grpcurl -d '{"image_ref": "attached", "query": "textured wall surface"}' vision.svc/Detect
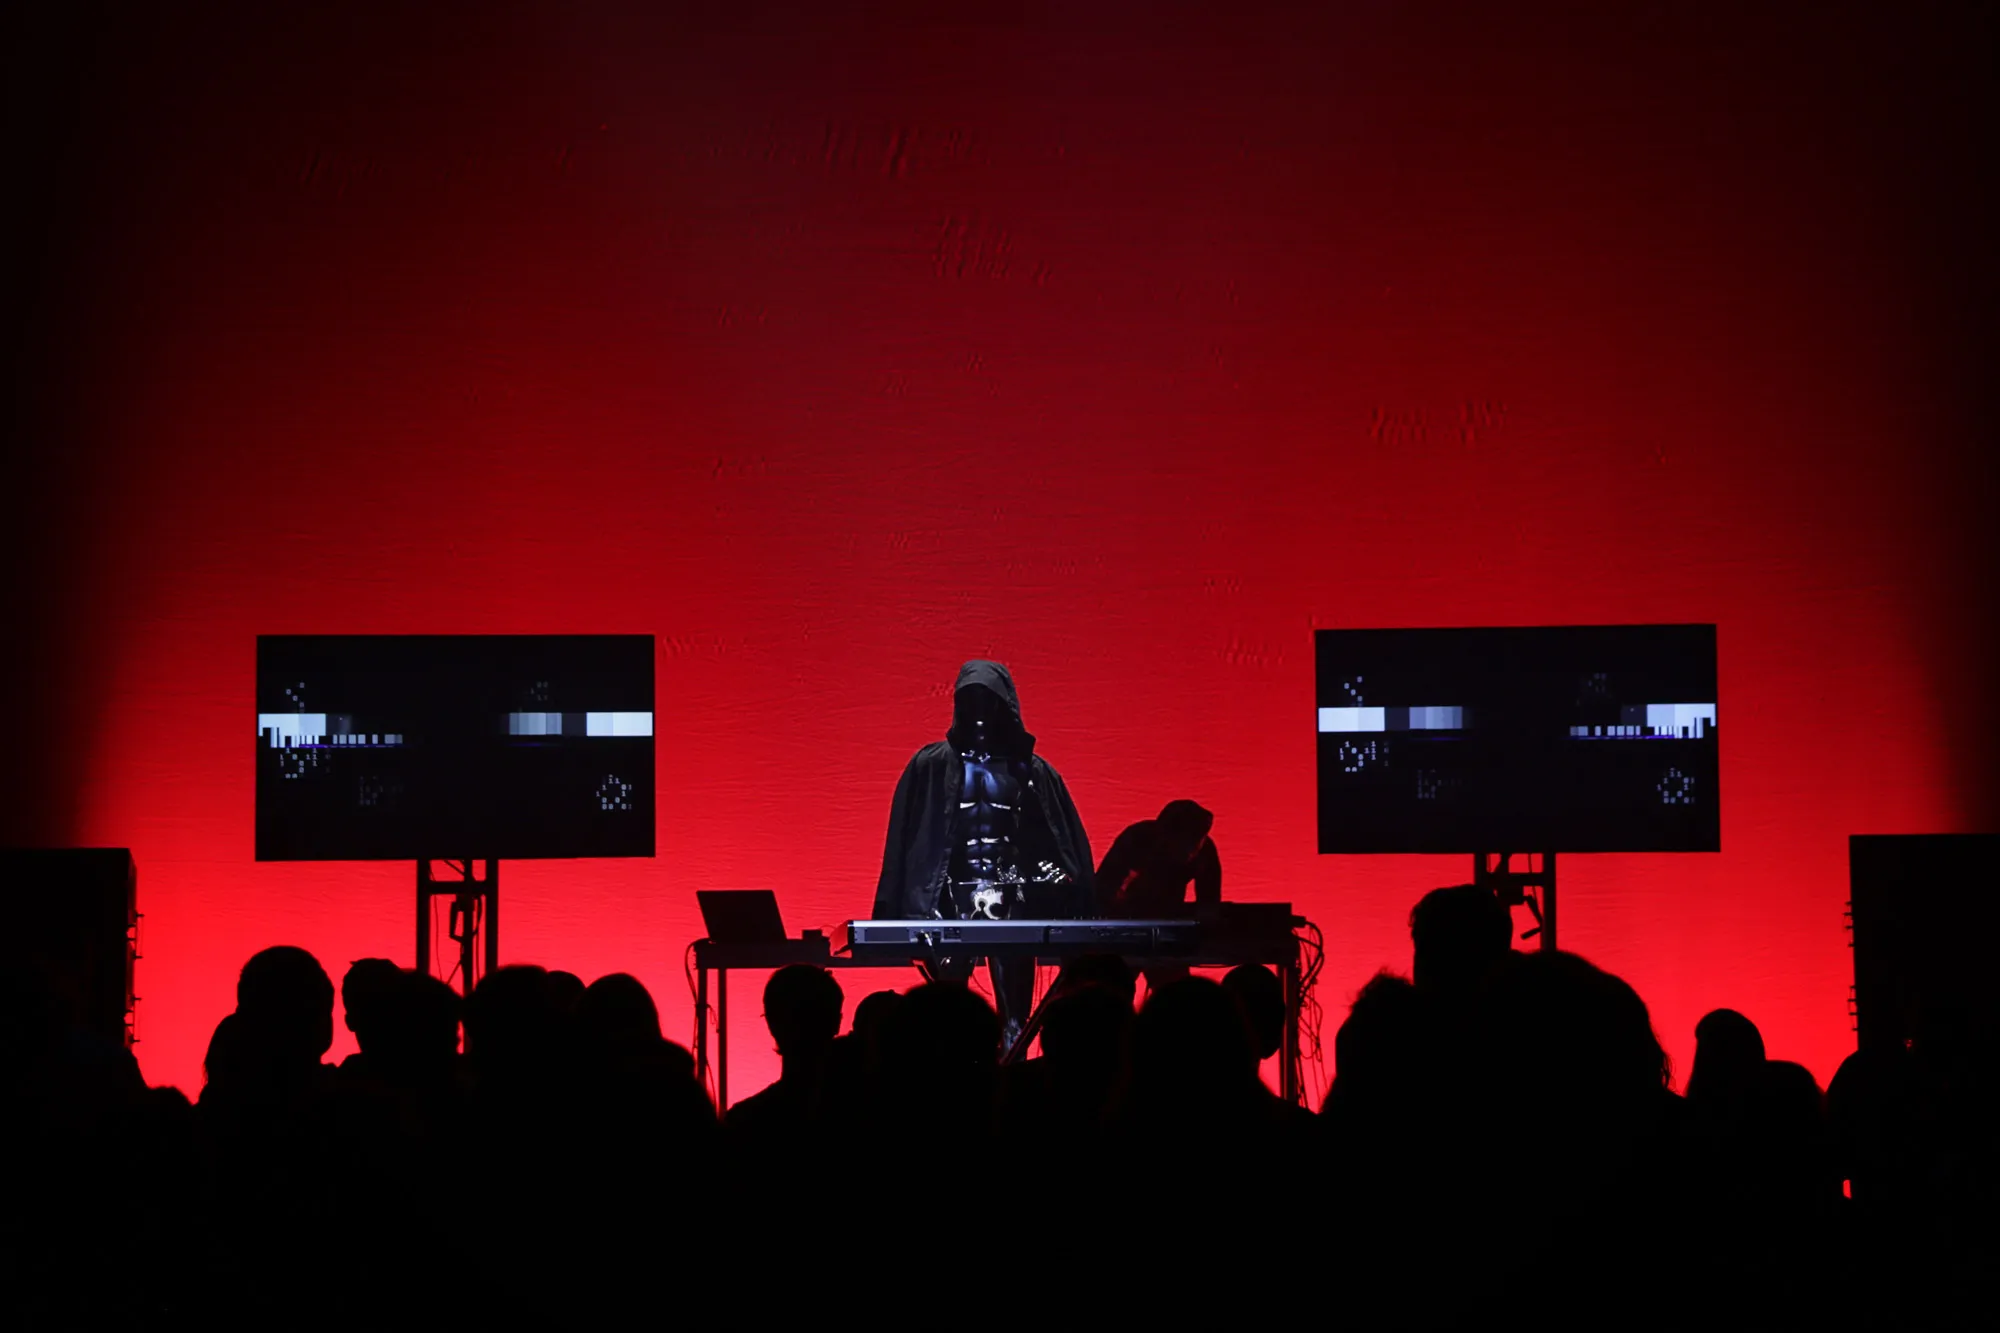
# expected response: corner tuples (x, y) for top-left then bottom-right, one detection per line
(6, 2), (1994, 1101)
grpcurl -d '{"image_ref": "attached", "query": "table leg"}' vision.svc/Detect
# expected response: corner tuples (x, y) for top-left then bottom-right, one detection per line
(695, 962), (710, 1091)
(1282, 957), (1302, 1106)
(717, 967), (729, 1113)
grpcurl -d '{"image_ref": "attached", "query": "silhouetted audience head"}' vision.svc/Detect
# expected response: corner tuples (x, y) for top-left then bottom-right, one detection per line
(762, 965), (844, 1062)
(546, 970), (587, 1016)
(1129, 977), (1260, 1120)
(1331, 970), (1425, 1108)
(1061, 952), (1137, 1007)
(1688, 1007), (1767, 1109)
(882, 983), (999, 1098)
(386, 971), (462, 1076)
(658, 1039), (698, 1083)
(463, 964), (556, 1077)
(1222, 964), (1286, 1062)
(579, 972), (663, 1056)
(1040, 982), (1133, 1070)
(340, 958), (402, 1052)
(1754, 1058), (1838, 1206)
(851, 989), (902, 1043)
(235, 946), (335, 1070)
(1479, 951), (1670, 1204)
(1410, 884), (1513, 996)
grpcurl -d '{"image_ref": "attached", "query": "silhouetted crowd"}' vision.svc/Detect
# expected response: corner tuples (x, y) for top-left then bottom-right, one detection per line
(5, 885), (1996, 1321)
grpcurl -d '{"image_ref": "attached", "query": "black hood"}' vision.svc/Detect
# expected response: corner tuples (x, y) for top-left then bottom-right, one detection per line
(1157, 799), (1214, 842)
(947, 659), (1034, 753)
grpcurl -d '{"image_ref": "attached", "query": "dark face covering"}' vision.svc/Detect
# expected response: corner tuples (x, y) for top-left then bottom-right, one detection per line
(953, 684), (1008, 749)
(945, 659), (1034, 755)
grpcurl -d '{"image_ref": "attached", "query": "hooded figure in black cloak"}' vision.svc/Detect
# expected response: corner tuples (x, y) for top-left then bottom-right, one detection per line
(874, 660), (1094, 1046)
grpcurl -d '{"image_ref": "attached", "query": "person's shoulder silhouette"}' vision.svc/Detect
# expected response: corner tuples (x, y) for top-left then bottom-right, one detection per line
(728, 964), (844, 1140)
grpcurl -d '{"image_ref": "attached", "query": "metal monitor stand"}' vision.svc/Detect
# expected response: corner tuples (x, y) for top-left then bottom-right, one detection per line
(1474, 851), (1556, 951)
(417, 859), (499, 995)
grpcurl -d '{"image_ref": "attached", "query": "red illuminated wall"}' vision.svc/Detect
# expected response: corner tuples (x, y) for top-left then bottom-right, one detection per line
(5, 2), (1994, 1102)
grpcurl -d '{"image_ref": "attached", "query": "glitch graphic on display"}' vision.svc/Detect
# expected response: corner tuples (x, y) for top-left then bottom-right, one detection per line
(1315, 625), (1718, 854)
(256, 636), (655, 861)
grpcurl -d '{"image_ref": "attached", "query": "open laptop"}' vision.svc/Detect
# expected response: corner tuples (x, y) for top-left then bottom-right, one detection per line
(696, 889), (788, 943)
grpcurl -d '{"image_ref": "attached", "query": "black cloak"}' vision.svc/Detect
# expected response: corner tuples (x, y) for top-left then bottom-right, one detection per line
(872, 660), (1095, 920)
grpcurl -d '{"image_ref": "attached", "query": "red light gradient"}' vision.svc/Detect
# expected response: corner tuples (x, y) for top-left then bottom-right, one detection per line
(6, 3), (1994, 1104)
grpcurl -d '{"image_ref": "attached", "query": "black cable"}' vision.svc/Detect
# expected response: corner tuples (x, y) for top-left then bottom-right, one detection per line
(1293, 919), (1329, 1108)
(683, 940), (717, 1103)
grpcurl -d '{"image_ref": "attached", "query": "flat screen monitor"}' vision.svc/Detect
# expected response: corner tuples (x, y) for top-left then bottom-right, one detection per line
(1315, 624), (1718, 853)
(256, 635), (654, 860)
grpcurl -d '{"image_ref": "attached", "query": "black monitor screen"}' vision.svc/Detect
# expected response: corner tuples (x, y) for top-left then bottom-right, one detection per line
(1315, 625), (1718, 853)
(256, 636), (654, 861)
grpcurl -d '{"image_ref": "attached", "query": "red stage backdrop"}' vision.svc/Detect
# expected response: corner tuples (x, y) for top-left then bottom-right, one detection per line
(6, 2), (1994, 1102)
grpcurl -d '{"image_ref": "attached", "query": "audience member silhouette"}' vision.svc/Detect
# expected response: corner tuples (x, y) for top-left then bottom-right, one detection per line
(203, 1009), (246, 1089)
(726, 964), (844, 1145)
(1687, 1007), (1766, 1111)
(1059, 950), (1138, 1008)
(376, 969), (462, 1091)
(1323, 969), (1434, 1219)
(1113, 975), (1310, 1272)
(1683, 1006), (1768, 1204)
(31, 879), (1987, 1320)
(851, 987), (903, 1044)
(196, 946), (341, 1312)
(576, 972), (714, 1185)
(2, 962), (160, 1316)
(1409, 882), (1513, 1000)
(1001, 981), (1133, 1145)
(1754, 1059), (1840, 1209)
(460, 964), (718, 1315)
(1121, 977), (1270, 1135)
(1327, 971), (1425, 1114)
(546, 968), (588, 1016)
(1825, 1021), (1957, 1320)
(336, 957), (402, 1076)
(229, 944), (336, 1082)
(1479, 949), (1684, 1294)
(877, 981), (1000, 1137)
(1223, 962), (1316, 1134)
(818, 987), (899, 1136)
(1222, 962), (1286, 1063)
(462, 964), (558, 1087)
(578, 969), (665, 1057)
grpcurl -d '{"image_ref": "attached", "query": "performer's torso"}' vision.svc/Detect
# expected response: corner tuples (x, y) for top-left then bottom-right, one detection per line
(953, 750), (1023, 880)
(948, 749), (1027, 918)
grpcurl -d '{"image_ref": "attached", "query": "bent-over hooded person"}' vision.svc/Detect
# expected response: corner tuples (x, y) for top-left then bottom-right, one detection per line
(874, 660), (1094, 1045)
(1095, 799), (1219, 918)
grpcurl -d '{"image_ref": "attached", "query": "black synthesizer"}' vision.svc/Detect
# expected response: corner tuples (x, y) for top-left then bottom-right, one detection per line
(843, 905), (1299, 961)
